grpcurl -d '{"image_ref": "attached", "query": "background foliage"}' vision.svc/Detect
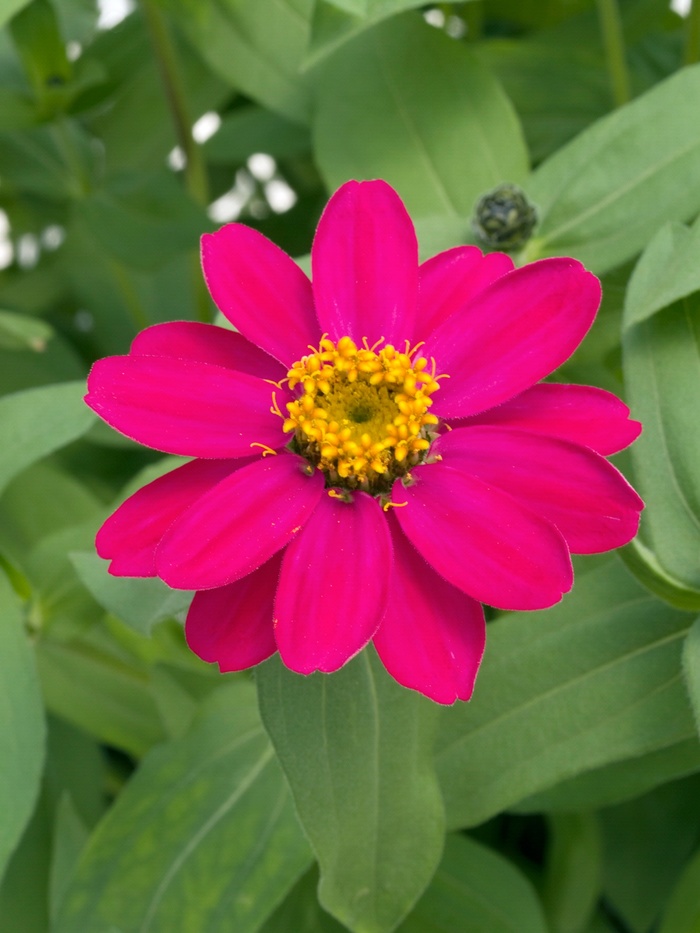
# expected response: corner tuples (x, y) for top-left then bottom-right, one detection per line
(1, 0), (700, 930)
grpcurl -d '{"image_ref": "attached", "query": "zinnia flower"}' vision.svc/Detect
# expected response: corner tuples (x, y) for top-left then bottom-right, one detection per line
(85, 179), (643, 704)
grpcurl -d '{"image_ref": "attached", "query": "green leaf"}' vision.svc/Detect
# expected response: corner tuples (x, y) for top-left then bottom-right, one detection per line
(312, 13), (528, 219)
(0, 309), (53, 351)
(397, 833), (548, 933)
(601, 775), (700, 933)
(524, 64), (700, 274)
(515, 739), (700, 814)
(165, 0), (313, 123)
(622, 295), (700, 593)
(71, 552), (192, 636)
(619, 540), (700, 613)
(74, 170), (207, 271)
(257, 648), (445, 933)
(0, 381), (95, 497)
(682, 617), (700, 740)
(436, 558), (696, 829)
(0, 788), (51, 931)
(543, 813), (601, 933)
(37, 637), (168, 757)
(659, 846), (700, 933)
(0, 0), (31, 29)
(623, 215), (700, 329)
(49, 795), (88, 924)
(260, 867), (347, 933)
(9, 0), (72, 114)
(55, 682), (313, 933)
(307, 0), (478, 64)
(0, 568), (46, 883)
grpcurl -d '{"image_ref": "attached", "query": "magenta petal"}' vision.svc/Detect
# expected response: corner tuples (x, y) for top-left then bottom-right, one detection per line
(130, 321), (286, 382)
(85, 355), (288, 458)
(274, 491), (392, 674)
(435, 427), (643, 554)
(417, 246), (514, 340)
(97, 458), (243, 577)
(156, 454), (324, 589)
(201, 224), (318, 366)
(185, 553), (281, 671)
(425, 258), (601, 418)
(373, 518), (485, 704)
(458, 383), (642, 455)
(312, 180), (418, 346)
(393, 462), (573, 610)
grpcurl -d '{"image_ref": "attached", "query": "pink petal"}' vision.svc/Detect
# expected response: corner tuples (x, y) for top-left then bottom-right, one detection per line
(424, 258), (601, 419)
(155, 454), (324, 589)
(97, 458), (244, 577)
(274, 491), (392, 674)
(457, 382), (641, 455)
(417, 246), (514, 340)
(373, 517), (485, 704)
(185, 553), (281, 671)
(392, 461), (573, 610)
(201, 224), (319, 366)
(131, 321), (286, 382)
(435, 427), (643, 554)
(85, 355), (288, 458)
(312, 180), (418, 346)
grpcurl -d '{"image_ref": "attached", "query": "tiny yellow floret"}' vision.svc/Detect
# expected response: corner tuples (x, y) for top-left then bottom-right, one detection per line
(279, 336), (445, 494)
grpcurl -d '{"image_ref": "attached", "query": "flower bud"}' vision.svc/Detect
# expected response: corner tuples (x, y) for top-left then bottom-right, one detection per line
(472, 184), (538, 250)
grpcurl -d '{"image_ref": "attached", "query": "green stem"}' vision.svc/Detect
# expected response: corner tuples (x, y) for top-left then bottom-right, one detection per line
(139, 0), (212, 323)
(596, 0), (631, 107)
(139, 0), (209, 207)
(685, 0), (700, 65)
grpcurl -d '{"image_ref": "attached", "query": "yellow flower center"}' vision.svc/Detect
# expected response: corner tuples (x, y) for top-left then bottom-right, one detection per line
(279, 336), (444, 494)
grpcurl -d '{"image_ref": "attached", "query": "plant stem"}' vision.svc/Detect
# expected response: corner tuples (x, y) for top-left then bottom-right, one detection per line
(140, 0), (209, 207)
(685, 0), (700, 65)
(596, 0), (631, 107)
(139, 0), (212, 324)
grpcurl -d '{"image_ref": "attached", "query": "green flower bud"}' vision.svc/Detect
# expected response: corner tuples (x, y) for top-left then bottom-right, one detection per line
(472, 184), (538, 250)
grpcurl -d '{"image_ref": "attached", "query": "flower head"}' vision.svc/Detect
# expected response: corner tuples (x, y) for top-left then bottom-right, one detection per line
(85, 180), (643, 704)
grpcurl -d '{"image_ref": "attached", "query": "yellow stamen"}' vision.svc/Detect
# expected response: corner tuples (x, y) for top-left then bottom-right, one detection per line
(277, 335), (446, 494)
(250, 443), (278, 457)
(383, 500), (408, 512)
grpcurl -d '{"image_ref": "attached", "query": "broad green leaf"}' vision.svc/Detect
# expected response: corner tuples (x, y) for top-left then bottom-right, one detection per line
(523, 64), (700, 274)
(37, 637), (167, 757)
(307, 0), (478, 64)
(601, 775), (700, 933)
(436, 559), (696, 829)
(49, 795), (88, 924)
(543, 813), (601, 933)
(0, 569), (46, 883)
(620, 540), (700, 613)
(55, 683), (313, 933)
(260, 867), (347, 933)
(0, 381), (95, 496)
(74, 170), (207, 271)
(623, 216), (700, 329)
(622, 295), (700, 592)
(0, 309), (53, 351)
(682, 617), (700, 739)
(0, 0), (31, 29)
(9, 0), (71, 111)
(165, 0), (313, 123)
(397, 833), (548, 933)
(0, 789), (51, 931)
(313, 13), (528, 218)
(659, 847), (700, 933)
(0, 120), (94, 199)
(71, 552), (192, 635)
(257, 648), (444, 933)
(515, 739), (700, 814)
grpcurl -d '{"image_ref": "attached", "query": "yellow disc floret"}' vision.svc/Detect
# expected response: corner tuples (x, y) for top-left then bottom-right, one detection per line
(280, 336), (444, 494)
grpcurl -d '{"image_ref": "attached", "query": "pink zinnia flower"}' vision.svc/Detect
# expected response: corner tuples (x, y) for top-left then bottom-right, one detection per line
(85, 180), (643, 704)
